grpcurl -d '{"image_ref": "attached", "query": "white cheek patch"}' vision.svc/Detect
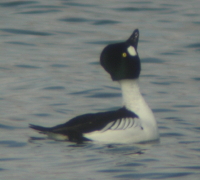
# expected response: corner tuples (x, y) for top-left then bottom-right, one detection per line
(127, 46), (137, 56)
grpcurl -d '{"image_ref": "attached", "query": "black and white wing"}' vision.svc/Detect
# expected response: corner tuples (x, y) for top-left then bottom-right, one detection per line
(29, 107), (140, 142)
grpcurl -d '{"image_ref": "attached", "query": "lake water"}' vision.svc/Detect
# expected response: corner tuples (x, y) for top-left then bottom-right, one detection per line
(0, 0), (200, 179)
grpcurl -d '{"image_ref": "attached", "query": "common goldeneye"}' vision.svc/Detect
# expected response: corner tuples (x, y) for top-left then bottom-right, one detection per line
(29, 29), (159, 144)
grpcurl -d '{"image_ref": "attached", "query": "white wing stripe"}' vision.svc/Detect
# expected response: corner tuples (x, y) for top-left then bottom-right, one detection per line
(101, 121), (114, 132)
(100, 117), (136, 132)
(127, 118), (135, 128)
(110, 119), (121, 130)
(110, 118), (135, 130)
(115, 119), (123, 130)
(123, 118), (131, 129)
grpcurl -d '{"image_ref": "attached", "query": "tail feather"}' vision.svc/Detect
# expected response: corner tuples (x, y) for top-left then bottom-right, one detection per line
(29, 124), (89, 143)
(29, 124), (51, 133)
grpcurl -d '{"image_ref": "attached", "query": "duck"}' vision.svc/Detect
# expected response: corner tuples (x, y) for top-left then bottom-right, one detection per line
(29, 29), (159, 144)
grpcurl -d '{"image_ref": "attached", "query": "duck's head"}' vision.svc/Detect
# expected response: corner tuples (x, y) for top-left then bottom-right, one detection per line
(100, 29), (141, 81)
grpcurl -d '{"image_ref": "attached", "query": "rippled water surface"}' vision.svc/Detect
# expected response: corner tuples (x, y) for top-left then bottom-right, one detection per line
(0, 0), (200, 179)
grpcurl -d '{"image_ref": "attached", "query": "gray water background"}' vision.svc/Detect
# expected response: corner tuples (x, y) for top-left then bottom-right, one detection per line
(0, 0), (200, 179)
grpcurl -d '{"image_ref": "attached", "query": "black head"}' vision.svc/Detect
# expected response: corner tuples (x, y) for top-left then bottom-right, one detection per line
(100, 29), (141, 81)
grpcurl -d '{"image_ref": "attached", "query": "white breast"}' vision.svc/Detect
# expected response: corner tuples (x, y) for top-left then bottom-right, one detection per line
(119, 79), (155, 121)
(84, 79), (159, 144)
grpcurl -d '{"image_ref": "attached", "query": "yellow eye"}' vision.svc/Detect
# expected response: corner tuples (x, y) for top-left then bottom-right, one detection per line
(122, 52), (127, 57)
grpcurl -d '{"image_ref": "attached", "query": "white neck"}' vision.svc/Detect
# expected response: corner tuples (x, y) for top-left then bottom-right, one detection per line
(118, 79), (155, 121)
